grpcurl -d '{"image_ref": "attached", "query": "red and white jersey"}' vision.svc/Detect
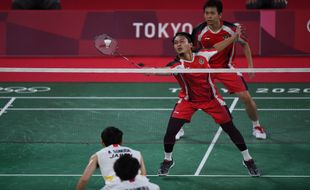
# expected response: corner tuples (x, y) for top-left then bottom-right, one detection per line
(167, 49), (224, 103)
(96, 144), (142, 187)
(192, 21), (247, 68)
(110, 176), (160, 190)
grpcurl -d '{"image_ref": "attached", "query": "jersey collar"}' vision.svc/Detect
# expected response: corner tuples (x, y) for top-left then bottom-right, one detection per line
(206, 20), (223, 34)
(179, 53), (195, 63)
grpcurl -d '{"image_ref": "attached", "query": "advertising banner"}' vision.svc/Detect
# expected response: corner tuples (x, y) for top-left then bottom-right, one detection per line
(0, 10), (308, 56)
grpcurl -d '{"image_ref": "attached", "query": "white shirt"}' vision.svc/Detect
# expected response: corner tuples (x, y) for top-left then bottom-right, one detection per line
(96, 144), (142, 189)
(110, 176), (160, 190)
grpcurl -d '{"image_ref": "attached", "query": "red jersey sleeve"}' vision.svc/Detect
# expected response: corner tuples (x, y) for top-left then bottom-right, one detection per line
(166, 60), (180, 69)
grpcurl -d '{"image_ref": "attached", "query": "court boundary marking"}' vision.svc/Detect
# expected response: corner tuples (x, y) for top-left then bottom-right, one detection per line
(0, 174), (309, 178)
(1, 96), (310, 179)
(194, 98), (239, 176)
(5, 108), (310, 111)
(1, 96), (309, 112)
(0, 96), (310, 100)
(0, 97), (15, 117)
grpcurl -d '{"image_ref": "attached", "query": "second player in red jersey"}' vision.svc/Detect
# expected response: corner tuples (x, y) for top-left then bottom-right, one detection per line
(189, 0), (266, 140)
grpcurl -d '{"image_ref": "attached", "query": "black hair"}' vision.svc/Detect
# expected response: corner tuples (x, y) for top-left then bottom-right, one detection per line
(101, 126), (123, 146)
(172, 32), (193, 44)
(203, 0), (223, 14)
(113, 154), (140, 181)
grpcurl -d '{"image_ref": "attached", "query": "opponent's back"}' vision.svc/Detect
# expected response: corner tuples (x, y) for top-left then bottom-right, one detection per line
(111, 176), (160, 190)
(96, 144), (142, 185)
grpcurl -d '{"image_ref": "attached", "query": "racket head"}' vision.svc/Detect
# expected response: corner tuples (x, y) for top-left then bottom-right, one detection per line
(94, 33), (118, 55)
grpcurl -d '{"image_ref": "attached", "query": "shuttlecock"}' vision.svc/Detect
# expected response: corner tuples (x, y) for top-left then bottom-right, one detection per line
(104, 39), (112, 48)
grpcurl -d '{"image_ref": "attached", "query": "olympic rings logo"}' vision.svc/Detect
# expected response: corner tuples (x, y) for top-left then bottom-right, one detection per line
(307, 19), (310, 33)
(0, 86), (51, 94)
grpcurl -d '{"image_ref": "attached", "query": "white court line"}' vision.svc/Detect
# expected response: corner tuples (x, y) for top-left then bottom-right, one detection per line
(194, 98), (239, 176)
(0, 174), (310, 178)
(0, 96), (178, 100)
(0, 96), (309, 100)
(7, 108), (173, 111)
(6, 108), (310, 111)
(0, 97), (15, 117)
(148, 174), (310, 178)
(236, 108), (310, 111)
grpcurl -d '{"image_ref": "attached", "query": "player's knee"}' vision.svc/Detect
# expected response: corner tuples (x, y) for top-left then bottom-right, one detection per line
(164, 117), (186, 144)
(238, 91), (253, 104)
(164, 133), (175, 144)
(220, 120), (237, 133)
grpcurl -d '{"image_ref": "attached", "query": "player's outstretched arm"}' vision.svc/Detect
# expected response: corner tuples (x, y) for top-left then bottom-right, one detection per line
(238, 38), (254, 78)
(213, 26), (241, 52)
(76, 154), (98, 190)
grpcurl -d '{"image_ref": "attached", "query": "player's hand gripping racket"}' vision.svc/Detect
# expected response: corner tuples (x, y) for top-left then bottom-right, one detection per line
(94, 33), (144, 68)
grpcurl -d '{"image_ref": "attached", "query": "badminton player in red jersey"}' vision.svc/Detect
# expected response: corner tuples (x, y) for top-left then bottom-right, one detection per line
(157, 28), (261, 177)
(189, 0), (266, 140)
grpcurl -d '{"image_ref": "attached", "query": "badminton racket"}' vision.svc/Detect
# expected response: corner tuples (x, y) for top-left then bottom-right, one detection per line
(94, 33), (145, 68)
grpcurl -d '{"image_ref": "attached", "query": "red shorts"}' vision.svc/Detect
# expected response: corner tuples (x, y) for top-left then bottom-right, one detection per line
(213, 73), (248, 94)
(171, 99), (232, 124)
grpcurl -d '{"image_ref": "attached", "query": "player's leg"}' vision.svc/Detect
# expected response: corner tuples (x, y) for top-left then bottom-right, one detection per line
(235, 90), (257, 121)
(221, 121), (261, 177)
(174, 99), (187, 140)
(158, 100), (194, 176)
(215, 73), (266, 139)
(158, 117), (186, 176)
(201, 100), (261, 176)
(235, 90), (266, 139)
(164, 117), (187, 155)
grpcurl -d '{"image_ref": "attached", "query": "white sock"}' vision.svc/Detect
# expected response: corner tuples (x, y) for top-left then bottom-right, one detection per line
(252, 120), (260, 128)
(241, 149), (252, 161)
(164, 152), (172, 161)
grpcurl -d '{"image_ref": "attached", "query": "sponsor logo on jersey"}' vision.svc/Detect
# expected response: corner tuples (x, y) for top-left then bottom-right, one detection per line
(307, 19), (310, 33)
(199, 58), (204, 65)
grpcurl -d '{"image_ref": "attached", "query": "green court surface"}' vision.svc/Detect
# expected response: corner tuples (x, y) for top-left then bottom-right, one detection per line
(0, 82), (310, 190)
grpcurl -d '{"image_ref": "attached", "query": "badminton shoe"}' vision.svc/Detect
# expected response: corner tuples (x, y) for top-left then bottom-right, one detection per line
(243, 159), (261, 177)
(158, 159), (175, 176)
(175, 128), (184, 140)
(253, 126), (266, 139)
